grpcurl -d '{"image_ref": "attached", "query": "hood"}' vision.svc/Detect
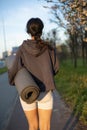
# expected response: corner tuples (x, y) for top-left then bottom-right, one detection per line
(21, 39), (48, 57)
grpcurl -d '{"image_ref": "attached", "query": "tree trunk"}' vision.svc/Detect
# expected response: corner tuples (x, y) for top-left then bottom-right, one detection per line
(82, 41), (85, 64)
(73, 34), (77, 68)
(85, 43), (87, 64)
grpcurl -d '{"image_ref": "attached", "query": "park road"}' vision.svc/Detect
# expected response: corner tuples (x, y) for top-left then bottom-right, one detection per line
(0, 72), (85, 130)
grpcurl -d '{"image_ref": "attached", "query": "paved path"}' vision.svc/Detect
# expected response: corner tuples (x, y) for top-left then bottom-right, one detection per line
(0, 73), (86, 130)
(0, 73), (18, 130)
(7, 91), (80, 130)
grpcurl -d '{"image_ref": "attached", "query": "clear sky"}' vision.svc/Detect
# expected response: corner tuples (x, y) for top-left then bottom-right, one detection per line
(0, 0), (66, 58)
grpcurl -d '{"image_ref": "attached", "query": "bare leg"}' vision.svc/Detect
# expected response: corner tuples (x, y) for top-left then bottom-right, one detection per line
(24, 109), (39, 130)
(38, 109), (52, 130)
(38, 91), (53, 130)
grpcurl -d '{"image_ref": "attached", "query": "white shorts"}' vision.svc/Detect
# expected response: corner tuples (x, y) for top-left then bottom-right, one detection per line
(20, 91), (53, 111)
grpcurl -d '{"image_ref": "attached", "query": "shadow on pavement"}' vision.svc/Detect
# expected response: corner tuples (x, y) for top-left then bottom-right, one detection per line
(62, 110), (80, 130)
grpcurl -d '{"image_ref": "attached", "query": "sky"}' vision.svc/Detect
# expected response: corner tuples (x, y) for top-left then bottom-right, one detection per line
(0, 0), (67, 58)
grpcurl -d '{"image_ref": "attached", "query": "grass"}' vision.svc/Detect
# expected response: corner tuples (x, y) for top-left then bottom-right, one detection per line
(0, 67), (7, 74)
(55, 59), (87, 125)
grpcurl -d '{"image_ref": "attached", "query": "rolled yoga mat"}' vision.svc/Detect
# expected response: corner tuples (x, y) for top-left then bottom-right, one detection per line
(6, 55), (40, 104)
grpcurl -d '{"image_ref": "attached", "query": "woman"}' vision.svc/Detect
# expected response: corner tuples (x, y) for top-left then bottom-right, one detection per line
(8, 18), (59, 130)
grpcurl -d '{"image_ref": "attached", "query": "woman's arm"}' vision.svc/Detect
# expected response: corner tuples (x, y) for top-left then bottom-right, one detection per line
(50, 48), (59, 75)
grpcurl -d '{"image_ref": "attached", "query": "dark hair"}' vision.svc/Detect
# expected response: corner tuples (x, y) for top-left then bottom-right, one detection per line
(26, 18), (44, 40)
(26, 18), (52, 49)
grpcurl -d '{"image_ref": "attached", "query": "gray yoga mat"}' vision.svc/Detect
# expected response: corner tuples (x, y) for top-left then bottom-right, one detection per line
(6, 55), (40, 104)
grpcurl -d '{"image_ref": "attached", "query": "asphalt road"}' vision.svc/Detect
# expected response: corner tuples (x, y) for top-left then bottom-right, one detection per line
(0, 73), (18, 130)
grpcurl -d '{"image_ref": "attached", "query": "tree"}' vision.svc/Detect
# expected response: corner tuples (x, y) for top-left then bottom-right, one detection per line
(40, 0), (87, 67)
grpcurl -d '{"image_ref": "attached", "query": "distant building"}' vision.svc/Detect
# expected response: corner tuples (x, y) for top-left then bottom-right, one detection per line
(2, 51), (11, 59)
(11, 46), (19, 55)
(0, 60), (5, 68)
